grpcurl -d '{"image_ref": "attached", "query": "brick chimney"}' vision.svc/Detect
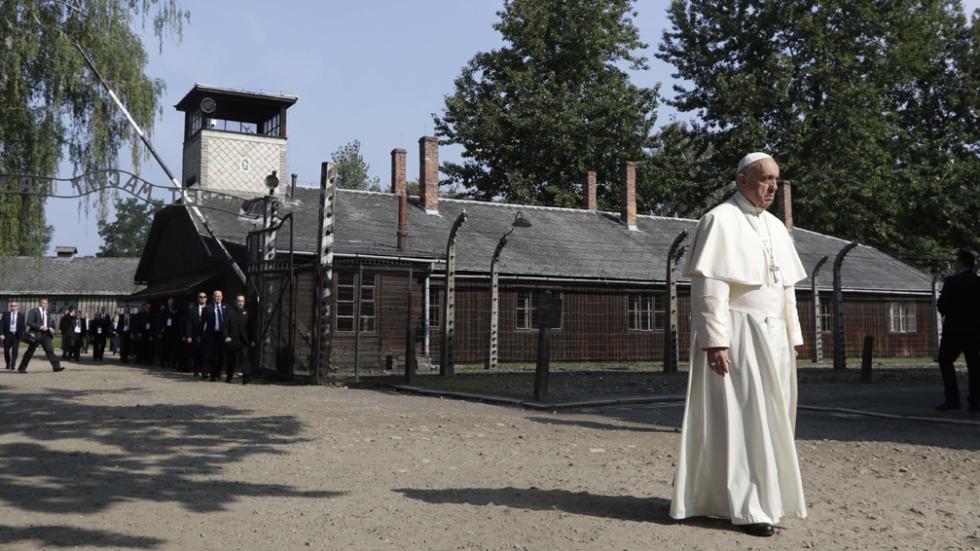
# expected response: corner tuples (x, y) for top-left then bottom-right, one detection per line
(419, 136), (439, 214)
(620, 161), (637, 230)
(390, 148), (406, 194)
(583, 171), (597, 211)
(397, 188), (409, 250)
(776, 180), (793, 232)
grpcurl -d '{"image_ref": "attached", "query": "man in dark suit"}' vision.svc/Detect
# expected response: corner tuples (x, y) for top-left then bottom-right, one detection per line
(133, 303), (153, 364)
(18, 298), (64, 372)
(936, 249), (980, 412)
(117, 307), (134, 363)
(155, 298), (179, 368)
(1, 301), (26, 370)
(59, 307), (80, 361)
(90, 308), (112, 362)
(184, 291), (208, 377)
(202, 290), (229, 381)
(222, 294), (255, 384)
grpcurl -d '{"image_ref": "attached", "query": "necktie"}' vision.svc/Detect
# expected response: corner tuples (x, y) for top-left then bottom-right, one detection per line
(216, 305), (222, 331)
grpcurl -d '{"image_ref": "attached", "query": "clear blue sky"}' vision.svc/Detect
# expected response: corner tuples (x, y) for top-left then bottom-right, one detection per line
(46, 0), (980, 256)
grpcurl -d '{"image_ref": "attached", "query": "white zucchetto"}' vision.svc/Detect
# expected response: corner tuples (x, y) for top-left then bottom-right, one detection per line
(737, 152), (773, 175)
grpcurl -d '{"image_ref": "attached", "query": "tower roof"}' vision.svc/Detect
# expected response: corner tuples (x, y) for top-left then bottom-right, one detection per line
(174, 83), (297, 121)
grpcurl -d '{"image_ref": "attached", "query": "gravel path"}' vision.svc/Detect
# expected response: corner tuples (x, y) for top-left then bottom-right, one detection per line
(0, 358), (978, 550)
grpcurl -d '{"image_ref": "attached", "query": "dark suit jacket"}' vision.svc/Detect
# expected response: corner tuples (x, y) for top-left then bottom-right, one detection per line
(2, 311), (26, 338)
(222, 307), (254, 349)
(938, 269), (980, 335)
(184, 304), (206, 339)
(90, 314), (112, 340)
(59, 314), (78, 339)
(26, 308), (54, 338)
(202, 303), (229, 335)
(133, 312), (152, 338)
(116, 313), (133, 335)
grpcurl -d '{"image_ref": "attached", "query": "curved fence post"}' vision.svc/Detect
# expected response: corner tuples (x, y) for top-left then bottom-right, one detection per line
(832, 242), (859, 370)
(312, 162), (337, 384)
(663, 230), (688, 374)
(440, 211), (467, 376)
(810, 255), (829, 363)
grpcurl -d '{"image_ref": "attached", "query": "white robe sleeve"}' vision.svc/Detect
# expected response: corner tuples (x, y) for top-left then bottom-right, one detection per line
(784, 285), (804, 347)
(691, 276), (731, 349)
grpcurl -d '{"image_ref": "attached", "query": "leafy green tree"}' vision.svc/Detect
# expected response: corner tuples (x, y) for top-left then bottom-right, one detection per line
(434, 0), (659, 208)
(331, 140), (381, 191)
(0, 0), (188, 257)
(96, 197), (163, 257)
(656, 0), (978, 261)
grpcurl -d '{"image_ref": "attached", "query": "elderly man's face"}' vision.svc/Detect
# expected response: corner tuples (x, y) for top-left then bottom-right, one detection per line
(738, 157), (780, 209)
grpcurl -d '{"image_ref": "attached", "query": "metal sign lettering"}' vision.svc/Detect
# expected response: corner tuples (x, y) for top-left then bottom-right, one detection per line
(0, 171), (248, 206)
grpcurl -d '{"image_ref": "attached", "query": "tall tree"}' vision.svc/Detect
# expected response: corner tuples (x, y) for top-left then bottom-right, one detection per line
(331, 140), (381, 191)
(0, 0), (188, 257)
(96, 197), (163, 257)
(434, 0), (660, 208)
(656, 0), (978, 261)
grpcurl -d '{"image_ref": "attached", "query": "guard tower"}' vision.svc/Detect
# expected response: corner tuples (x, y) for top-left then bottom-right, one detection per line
(175, 84), (297, 198)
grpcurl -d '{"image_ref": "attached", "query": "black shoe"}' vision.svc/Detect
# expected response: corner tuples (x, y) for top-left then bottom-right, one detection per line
(16, 368), (26, 373)
(209, 374), (217, 381)
(53, 366), (64, 372)
(242, 375), (251, 385)
(936, 402), (962, 411)
(742, 523), (775, 537)
(225, 375), (233, 383)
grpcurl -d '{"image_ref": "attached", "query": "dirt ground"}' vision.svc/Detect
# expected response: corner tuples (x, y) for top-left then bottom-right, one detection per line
(1, 357), (978, 550)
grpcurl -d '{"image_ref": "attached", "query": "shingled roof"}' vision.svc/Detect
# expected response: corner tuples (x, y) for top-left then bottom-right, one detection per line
(174, 188), (932, 295)
(0, 256), (144, 295)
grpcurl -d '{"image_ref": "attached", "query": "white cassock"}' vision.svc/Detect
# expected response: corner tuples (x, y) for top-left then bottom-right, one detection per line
(670, 192), (808, 526)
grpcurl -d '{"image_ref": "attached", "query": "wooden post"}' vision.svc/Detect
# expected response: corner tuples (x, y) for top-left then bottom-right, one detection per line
(860, 335), (874, 383)
(664, 230), (688, 374)
(832, 242), (858, 371)
(440, 212), (467, 376)
(404, 266), (417, 384)
(810, 255), (829, 363)
(312, 162), (337, 384)
(353, 263), (362, 383)
(534, 291), (561, 401)
(534, 326), (551, 401)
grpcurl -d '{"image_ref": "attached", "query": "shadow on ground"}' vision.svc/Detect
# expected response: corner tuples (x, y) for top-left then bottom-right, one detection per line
(0, 525), (165, 549)
(0, 383), (342, 549)
(395, 487), (738, 534)
(396, 487), (678, 524)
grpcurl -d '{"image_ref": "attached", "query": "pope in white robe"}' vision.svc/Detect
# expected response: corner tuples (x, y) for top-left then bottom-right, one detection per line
(670, 153), (808, 535)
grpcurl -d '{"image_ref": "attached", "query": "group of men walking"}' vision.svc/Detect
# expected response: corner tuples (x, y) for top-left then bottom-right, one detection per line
(1, 290), (255, 384)
(183, 290), (256, 384)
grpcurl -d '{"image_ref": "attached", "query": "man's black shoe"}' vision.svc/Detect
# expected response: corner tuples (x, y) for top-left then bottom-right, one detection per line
(742, 523), (775, 537)
(225, 375), (233, 383)
(16, 368), (26, 373)
(936, 402), (962, 411)
(242, 375), (251, 385)
(52, 366), (64, 372)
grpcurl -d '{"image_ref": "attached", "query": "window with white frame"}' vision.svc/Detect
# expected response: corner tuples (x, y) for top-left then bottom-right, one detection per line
(336, 271), (376, 333)
(428, 289), (440, 329)
(627, 294), (664, 331)
(818, 298), (833, 332)
(515, 290), (538, 330)
(888, 301), (916, 333)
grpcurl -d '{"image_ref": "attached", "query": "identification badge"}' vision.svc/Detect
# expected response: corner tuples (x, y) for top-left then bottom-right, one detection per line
(145, 323), (150, 330)
(74, 326), (81, 333)
(97, 328), (102, 334)
(166, 318), (172, 327)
